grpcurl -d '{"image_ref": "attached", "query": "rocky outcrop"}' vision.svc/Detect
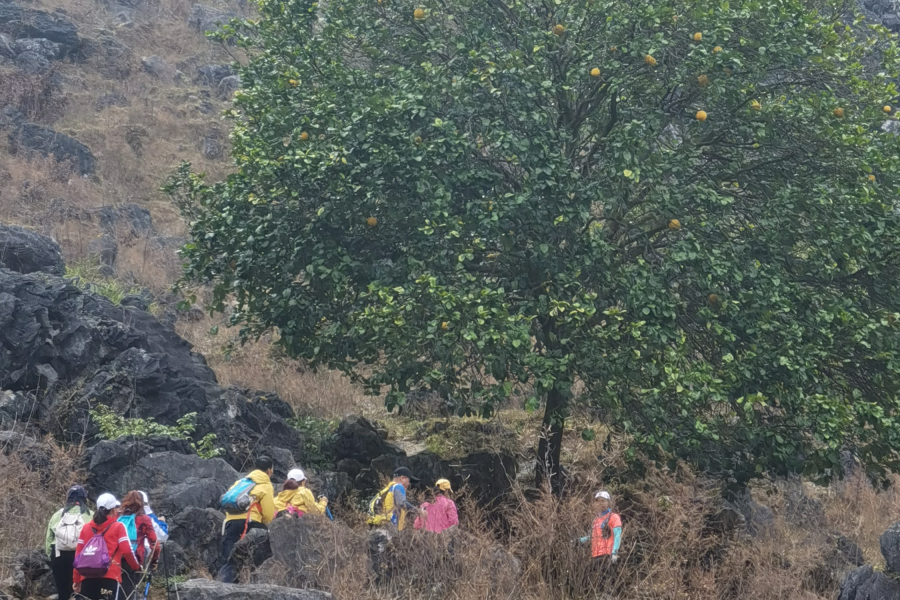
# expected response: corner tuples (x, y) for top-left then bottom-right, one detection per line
(177, 579), (332, 600)
(840, 521), (900, 600)
(86, 437), (239, 516)
(168, 507), (225, 574)
(0, 224), (64, 275)
(232, 528), (272, 575)
(0, 4), (81, 57)
(7, 123), (96, 176)
(0, 551), (55, 600)
(0, 259), (304, 469)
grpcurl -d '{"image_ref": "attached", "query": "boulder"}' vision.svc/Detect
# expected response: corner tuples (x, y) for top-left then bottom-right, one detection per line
(0, 224), (64, 275)
(8, 123), (96, 176)
(839, 564), (900, 600)
(265, 516), (330, 587)
(98, 203), (154, 235)
(781, 476), (826, 528)
(14, 51), (49, 74)
(12, 38), (61, 60)
(311, 471), (352, 503)
(87, 233), (117, 269)
(202, 133), (224, 159)
(188, 4), (236, 33)
(217, 75), (241, 99)
(333, 415), (401, 464)
(0, 390), (41, 430)
(195, 64), (233, 86)
(176, 579), (332, 600)
(158, 541), (190, 577)
(721, 486), (775, 538)
(0, 551), (54, 600)
(231, 527), (272, 576)
(142, 55), (175, 81)
(880, 521), (900, 573)
(168, 507), (225, 574)
(95, 92), (129, 111)
(79, 35), (133, 79)
(0, 5), (80, 56)
(86, 439), (239, 516)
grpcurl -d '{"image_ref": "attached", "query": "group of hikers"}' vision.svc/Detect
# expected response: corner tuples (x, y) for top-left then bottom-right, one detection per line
(46, 456), (622, 599)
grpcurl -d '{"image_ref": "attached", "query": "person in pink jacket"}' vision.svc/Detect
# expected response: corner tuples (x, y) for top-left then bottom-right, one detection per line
(414, 479), (459, 533)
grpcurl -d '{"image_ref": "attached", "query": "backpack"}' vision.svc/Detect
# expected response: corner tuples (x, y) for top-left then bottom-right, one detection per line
(54, 509), (86, 554)
(367, 483), (396, 518)
(73, 522), (112, 578)
(118, 514), (139, 552)
(220, 477), (257, 515)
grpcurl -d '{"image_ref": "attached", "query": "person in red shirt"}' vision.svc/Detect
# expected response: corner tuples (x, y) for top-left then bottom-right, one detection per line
(577, 490), (622, 564)
(72, 493), (142, 600)
(117, 491), (160, 599)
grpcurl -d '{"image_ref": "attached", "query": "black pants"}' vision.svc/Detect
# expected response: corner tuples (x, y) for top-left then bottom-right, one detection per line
(78, 578), (123, 600)
(50, 548), (76, 600)
(120, 563), (142, 600)
(216, 519), (267, 583)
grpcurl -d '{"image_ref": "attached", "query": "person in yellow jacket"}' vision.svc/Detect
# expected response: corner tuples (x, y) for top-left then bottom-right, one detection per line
(367, 467), (422, 531)
(274, 468), (328, 516)
(217, 456), (276, 583)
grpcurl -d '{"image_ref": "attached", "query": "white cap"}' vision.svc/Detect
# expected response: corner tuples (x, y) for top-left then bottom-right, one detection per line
(140, 491), (149, 504)
(594, 490), (611, 500)
(287, 468), (306, 482)
(96, 493), (120, 510)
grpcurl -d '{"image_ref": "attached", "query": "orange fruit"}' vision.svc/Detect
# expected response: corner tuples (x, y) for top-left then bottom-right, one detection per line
(644, 54), (657, 66)
(708, 293), (718, 304)
(553, 24), (565, 35)
(366, 217), (378, 227)
(750, 100), (761, 111)
(414, 8), (424, 19)
(833, 107), (844, 118)
(884, 105), (893, 113)
(441, 322), (448, 330)
(713, 45), (722, 53)
(697, 74), (709, 87)
(300, 131), (309, 140)
(590, 67), (600, 77)
(288, 79), (298, 87)
(868, 174), (876, 182)
(693, 32), (702, 41)
(696, 110), (707, 121)
(610, 46), (617, 52)
(668, 219), (681, 230)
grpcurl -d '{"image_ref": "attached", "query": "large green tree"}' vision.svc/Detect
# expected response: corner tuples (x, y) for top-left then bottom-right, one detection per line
(168, 0), (900, 488)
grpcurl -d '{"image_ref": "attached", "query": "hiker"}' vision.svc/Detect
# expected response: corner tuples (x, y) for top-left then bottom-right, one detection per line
(138, 491), (168, 544)
(72, 493), (142, 600)
(577, 490), (622, 566)
(216, 456), (276, 583)
(413, 478), (458, 533)
(274, 468), (328, 517)
(46, 485), (93, 600)
(117, 491), (160, 599)
(366, 467), (423, 531)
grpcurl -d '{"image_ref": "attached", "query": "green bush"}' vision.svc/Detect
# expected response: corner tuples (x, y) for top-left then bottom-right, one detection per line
(65, 258), (142, 305)
(90, 405), (223, 459)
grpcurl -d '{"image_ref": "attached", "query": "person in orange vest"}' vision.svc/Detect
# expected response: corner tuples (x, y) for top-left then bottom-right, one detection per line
(578, 490), (622, 564)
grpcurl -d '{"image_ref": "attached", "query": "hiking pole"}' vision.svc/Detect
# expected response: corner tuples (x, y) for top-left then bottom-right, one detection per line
(162, 543), (173, 600)
(325, 506), (334, 521)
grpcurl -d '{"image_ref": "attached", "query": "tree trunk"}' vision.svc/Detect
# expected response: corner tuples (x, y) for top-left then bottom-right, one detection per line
(535, 386), (567, 495)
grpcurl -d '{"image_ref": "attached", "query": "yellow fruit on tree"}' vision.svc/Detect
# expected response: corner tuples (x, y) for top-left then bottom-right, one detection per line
(644, 54), (657, 66)
(415, 136), (422, 144)
(696, 110), (707, 121)
(713, 45), (722, 53)
(300, 131), (309, 140)
(590, 67), (601, 77)
(708, 294), (718, 304)
(693, 32), (702, 41)
(610, 46), (617, 52)
(553, 24), (565, 35)
(289, 79), (298, 87)
(697, 74), (709, 87)
(414, 8), (424, 19)
(441, 322), (448, 330)
(833, 107), (844, 118)
(366, 217), (378, 227)
(669, 219), (681, 230)
(868, 174), (876, 182)
(885, 105), (893, 113)
(751, 100), (761, 111)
